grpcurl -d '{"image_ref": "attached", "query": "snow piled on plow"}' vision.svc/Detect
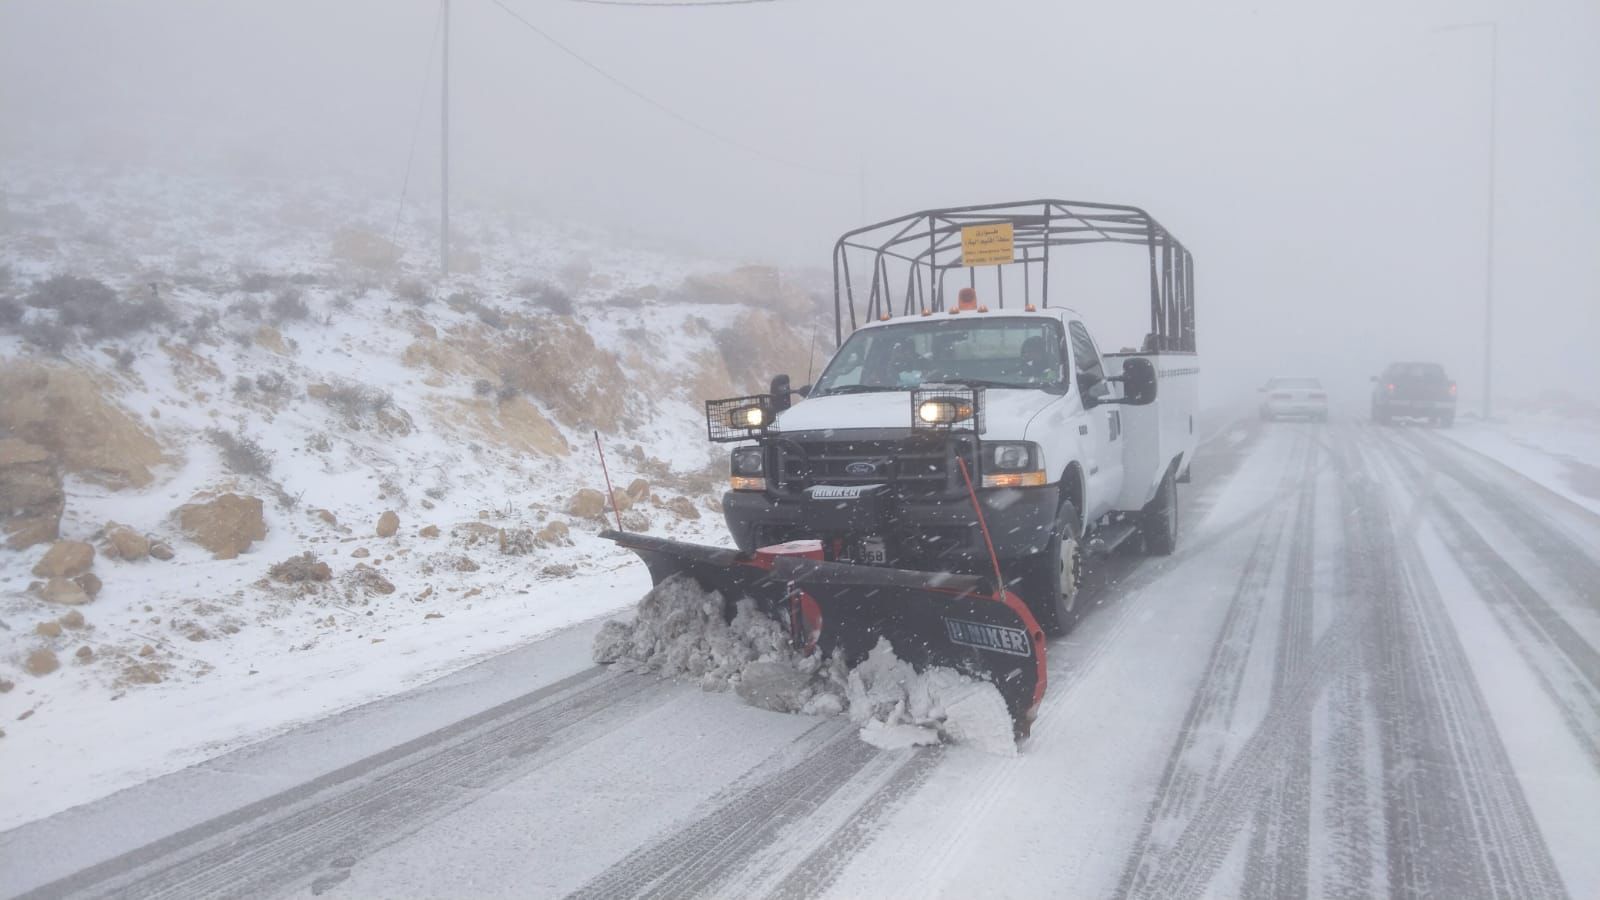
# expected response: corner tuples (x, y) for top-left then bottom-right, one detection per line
(592, 575), (1017, 756)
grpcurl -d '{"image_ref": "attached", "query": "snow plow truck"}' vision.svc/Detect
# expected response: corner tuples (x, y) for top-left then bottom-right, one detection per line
(606, 200), (1199, 735)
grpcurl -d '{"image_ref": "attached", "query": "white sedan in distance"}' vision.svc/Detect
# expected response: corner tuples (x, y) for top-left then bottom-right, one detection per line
(1259, 376), (1329, 422)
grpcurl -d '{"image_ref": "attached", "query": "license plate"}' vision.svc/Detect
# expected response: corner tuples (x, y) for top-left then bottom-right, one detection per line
(861, 537), (887, 564)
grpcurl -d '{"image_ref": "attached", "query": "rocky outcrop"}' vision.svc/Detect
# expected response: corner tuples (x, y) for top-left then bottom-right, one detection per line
(0, 362), (165, 488)
(101, 522), (150, 561)
(35, 577), (91, 605)
(32, 540), (95, 578)
(177, 493), (266, 559)
(566, 488), (607, 520)
(0, 438), (63, 549)
(376, 511), (400, 538)
(25, 649), (59, 677)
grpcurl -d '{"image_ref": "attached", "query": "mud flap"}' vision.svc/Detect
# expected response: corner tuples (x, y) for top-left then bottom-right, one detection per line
(602, 530), (1047, 733)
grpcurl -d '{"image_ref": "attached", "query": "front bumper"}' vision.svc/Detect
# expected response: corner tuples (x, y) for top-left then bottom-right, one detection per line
(1376, 399), (1454, 416)
(1263, 401), (1328, 418)
(723, 483), (1060, 567)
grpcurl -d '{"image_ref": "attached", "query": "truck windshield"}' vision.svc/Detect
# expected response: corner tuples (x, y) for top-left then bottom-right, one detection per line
(811, 317), (1065, 396)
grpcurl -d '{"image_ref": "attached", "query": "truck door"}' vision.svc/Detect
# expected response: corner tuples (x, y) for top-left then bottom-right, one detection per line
(1068, 320), (1124, 520)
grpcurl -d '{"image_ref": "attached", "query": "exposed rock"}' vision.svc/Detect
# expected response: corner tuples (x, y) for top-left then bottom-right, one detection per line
(74, 572), (102, 598)
(620, 511), (651, 532)
(255, 324), (288, 354)
(453, 556), (479, 572)
(306, 382), (333, 400)
(32, 540), (95, 578)
(567, 488), (607, 520)
(0, 678), (12, 693)
(418, 524), (440, 538)
(0, 438), (64, 550)
(451, 522), (499, 546)
(26, 649), (59, 676)
(37, 577), (90, 606)
(351, 547), (371, 559)
(269, 552), (333, 583)
(148, 540), (175, 561)
(177, 493), (266, 559)
(101, 522), (150, 561)
(314, 508), (338, 527)
(667, 496), (701, 520)
(610, 489), (635, 513)
(498, 527), (535, 556)
(138, 645), (156, 657)
(376, 510), (400, 538)
(541, 563), (578, 578)
(75, 645), (93, 661)
(35, 621), (62, 637)
(349, 564), (396, 596)
(535, 521), (571, 547)
(59, 610), (85, 629)
(625, 478), (651, 502)
(0, 362), (166, 488)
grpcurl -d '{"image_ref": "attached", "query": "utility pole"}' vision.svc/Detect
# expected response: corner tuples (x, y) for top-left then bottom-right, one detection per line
(440, 0), (451, 278)
(1482, 24), (1497, 422)
(1437, 21), (1497, 421)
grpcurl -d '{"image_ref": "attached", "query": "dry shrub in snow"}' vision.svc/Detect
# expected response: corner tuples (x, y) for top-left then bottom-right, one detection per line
(268, 289), (309, 323)
(513, 279), (574, 316)
(269, 551), (331, 583)
(227, 297), (263, 320)
(238, 273), (279, 293)
(206, 428), (272, 477)
(394, 278), (432, 306)
(22, 275), (171, 342)
(330, 227), (400, 272)
(315, 378), (396, 430)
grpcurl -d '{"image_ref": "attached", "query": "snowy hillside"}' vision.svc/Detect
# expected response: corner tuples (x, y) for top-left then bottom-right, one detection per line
(0, 165), (826, 824)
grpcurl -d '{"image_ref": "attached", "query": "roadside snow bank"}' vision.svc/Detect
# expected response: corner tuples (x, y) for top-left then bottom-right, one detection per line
(593, 575), (1017, 755)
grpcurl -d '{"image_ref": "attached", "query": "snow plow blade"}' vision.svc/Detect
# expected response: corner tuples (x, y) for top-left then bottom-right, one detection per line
(602, 530), (1047, 732)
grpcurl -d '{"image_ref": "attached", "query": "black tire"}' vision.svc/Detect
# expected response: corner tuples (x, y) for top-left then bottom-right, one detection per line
(1007, 499), (1083, 637)
(1140, 468), (1178, 556)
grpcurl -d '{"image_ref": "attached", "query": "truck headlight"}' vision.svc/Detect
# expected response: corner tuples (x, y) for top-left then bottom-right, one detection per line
(730, 446), (765, 491)
(982, 441), (1047, 488)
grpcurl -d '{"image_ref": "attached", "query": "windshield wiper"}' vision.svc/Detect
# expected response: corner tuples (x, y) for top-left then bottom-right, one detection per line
(812, 384), (901, 396)
(937, 378), (1030, 390)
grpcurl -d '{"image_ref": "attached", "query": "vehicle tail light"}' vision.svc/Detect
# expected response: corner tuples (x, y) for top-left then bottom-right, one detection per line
(1386, 383), (1395, 393)
(1449, 382), (1457, 396)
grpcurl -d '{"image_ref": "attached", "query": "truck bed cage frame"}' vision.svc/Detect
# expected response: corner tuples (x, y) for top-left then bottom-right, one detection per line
(831, 199), (1195, 353)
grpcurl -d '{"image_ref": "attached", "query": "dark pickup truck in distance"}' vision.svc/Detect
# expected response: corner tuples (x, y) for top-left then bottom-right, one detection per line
(1371, 362), (1457, 427)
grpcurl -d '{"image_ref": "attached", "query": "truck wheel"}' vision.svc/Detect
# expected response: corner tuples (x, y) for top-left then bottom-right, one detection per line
(1439, 413), (1455, 428)
(1008, 500), (1082, 637)
(1140, 469), (1178, 556)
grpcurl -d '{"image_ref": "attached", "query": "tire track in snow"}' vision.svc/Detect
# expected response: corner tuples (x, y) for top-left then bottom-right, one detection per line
(1242, 436), (1319, 900)
(1113, 431), (1309, 899)
(564, 721), (879, 900)
(22, 669), (674, 900)
(1381, 437), (1600, 771)
(1362, 428), (1568, 900)
(1403, 429), (1600, 602)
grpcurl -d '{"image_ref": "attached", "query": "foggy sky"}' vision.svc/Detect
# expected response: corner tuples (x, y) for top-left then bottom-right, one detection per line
(2, 0), (1596, 409)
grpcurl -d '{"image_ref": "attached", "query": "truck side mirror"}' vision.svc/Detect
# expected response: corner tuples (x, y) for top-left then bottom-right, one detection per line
(768, 373), (793, 413)
(1112, 358), (1157, 406)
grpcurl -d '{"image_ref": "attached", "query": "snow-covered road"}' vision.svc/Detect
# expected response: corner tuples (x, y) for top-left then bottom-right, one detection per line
(4, 418), (1598, 900)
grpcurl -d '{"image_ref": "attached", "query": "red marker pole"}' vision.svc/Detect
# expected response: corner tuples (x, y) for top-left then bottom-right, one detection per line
(955, 456), (1005, 594)
(594, 431), (623, 531)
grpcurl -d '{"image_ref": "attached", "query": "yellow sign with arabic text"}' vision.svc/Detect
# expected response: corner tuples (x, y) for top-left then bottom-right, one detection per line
(961, 223), (1015, 266)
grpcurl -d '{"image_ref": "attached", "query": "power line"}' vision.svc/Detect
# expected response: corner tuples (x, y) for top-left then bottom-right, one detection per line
(486, 0), (849, 178)
(390, 4), (445, 250)
(563, 0), (782, 6)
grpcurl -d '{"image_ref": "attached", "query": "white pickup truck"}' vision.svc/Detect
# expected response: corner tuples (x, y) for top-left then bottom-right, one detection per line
(713, 200), (1200, 635)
